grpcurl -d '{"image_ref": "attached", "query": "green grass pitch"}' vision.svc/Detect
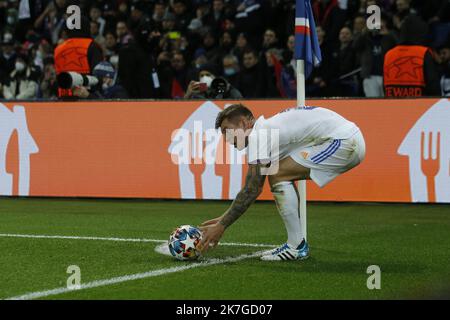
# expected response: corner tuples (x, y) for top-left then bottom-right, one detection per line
(0, 197), (449, 300)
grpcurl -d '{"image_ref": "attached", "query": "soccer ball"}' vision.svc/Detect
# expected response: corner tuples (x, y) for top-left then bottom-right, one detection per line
(168, 225), (202, 261)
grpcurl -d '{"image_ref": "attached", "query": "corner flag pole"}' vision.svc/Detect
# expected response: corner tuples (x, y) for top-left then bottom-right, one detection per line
(295, 0), (321, 242)
(297, 60), (307, 241)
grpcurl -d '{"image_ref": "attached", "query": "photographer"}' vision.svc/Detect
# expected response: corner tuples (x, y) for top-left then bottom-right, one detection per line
(383, 14), (441, 97)
(185, 68), (242, 99)
(54, 16), (103, 99)
(72, 61), (128, 99)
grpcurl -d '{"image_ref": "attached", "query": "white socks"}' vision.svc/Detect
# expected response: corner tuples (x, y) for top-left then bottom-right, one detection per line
(271, 181), (304, 248)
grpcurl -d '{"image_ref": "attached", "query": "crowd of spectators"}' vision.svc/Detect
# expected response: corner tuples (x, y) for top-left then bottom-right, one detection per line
(0, 0), (449, 100)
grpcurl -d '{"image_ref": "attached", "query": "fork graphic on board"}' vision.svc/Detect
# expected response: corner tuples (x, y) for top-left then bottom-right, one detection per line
(420, 131), (441, 202)
(188, 132), (207, 199)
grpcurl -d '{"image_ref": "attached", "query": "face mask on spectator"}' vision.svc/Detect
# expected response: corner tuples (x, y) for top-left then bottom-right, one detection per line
(110, 55), (119, 67)
(7, 16), (15, 25)
(224, 68), (237, 76)
(200, 75), (213, 87)
(15, 62), (26, 72)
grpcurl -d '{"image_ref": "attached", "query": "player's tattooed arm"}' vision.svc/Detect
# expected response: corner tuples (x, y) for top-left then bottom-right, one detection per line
(219, 164), (266, 229)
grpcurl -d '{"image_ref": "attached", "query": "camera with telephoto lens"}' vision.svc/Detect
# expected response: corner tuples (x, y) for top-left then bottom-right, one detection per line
(57, 72), (99, 89)
(210, 77), (229, 98)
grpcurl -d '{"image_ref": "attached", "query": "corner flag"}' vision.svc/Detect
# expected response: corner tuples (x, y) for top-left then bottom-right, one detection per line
(294, 0), (322, 78)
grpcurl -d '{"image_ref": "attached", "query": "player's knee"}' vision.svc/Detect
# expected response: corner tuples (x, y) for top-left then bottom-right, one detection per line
(268, 173), (290, 187)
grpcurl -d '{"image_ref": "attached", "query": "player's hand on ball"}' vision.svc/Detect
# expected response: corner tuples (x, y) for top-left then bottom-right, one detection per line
(198, 223), (225, 253)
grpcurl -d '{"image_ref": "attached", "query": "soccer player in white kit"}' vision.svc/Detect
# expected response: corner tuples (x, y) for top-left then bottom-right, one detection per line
(199, 103), (366, 261)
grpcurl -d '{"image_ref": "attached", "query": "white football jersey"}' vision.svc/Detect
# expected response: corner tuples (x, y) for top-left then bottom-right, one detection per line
(247, 106), (360, 164)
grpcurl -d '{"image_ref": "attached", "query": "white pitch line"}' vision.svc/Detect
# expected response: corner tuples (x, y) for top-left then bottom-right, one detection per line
(5, 250), (266, 300)
(0, 233), (276, 248)
(0, 233), (162, 243)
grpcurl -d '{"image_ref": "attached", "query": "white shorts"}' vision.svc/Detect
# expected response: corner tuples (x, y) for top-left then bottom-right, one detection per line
(290, 130), (366, 187)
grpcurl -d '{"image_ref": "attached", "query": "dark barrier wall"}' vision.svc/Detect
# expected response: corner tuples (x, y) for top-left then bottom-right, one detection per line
(0, 98), (448, 203)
